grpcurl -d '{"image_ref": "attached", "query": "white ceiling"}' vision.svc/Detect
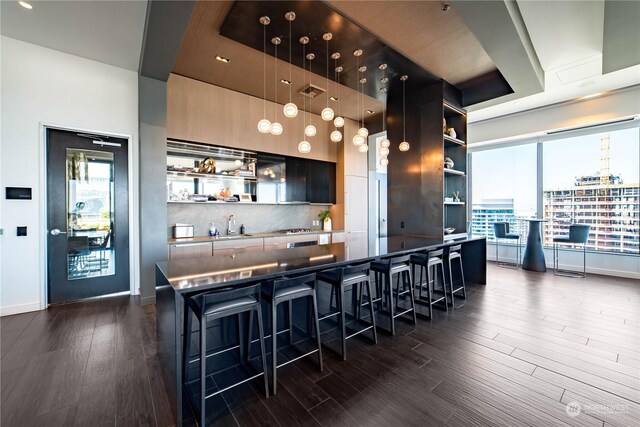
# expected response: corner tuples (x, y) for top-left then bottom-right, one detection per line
(468, 0), (640, 122)
(0, 0), (147, 71)
(1, 0), (637, 123)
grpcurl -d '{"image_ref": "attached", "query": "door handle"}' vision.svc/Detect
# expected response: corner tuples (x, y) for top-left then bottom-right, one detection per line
(50, 229), (67, 235)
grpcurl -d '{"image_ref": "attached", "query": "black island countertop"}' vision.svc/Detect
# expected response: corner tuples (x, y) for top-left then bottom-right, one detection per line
(157, 234), (487, 294)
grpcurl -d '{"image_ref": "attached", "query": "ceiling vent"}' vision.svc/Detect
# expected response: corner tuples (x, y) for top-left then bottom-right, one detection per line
(300, 84), (326, 98)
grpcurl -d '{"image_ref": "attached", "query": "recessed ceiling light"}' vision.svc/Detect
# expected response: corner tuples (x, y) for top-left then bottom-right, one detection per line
(18, 1), (33, 9)
(215, 55), (231, 63)
(366, 109), (375, 114)
(579, 92), (605, 100)
(280, 79), (292, 85)
(329, 96), (339, 101)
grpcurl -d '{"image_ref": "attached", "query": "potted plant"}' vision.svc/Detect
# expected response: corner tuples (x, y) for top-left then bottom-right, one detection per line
(318, 210), (332, 231)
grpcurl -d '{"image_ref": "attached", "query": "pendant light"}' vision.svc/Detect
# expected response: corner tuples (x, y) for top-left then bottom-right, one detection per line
(330, 55), (343, 142)
(304, 52), (317, 138)
(298, 36), (311, 154)
(283, 12), (298, 119)
(321, 33), (335, 121)
(352, 49), (365, 147)
(257, 16), (272, 133)
(378, 63), (391, 164)
(270, 36), (283, 136)
(398, 75), (410, 151)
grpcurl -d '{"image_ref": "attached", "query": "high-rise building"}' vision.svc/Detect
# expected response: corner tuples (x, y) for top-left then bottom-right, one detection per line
(471, 198), (522, 240)
(543, 173), (640, 254)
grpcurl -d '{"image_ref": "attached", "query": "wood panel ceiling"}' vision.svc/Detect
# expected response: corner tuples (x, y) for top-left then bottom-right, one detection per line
(172, 0), (512, 119)
(172, 1), (382, 122)
(324, 1), (497, 86)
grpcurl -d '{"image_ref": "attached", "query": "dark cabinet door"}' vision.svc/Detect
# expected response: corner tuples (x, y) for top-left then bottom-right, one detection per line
(306, 160), (336, 204)
(285, 157), (307, 202)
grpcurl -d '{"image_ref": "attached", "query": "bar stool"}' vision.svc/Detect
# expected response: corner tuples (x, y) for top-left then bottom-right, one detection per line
(371, 255), (417, 335)
(410, 249), (448, 319)
(183, 284), (268, 427)
(493, 222), (521, 268)
(553, 224), (591, 278)
(317, 263), (377, 360)
(446, 244), (467, 306)
(261, 273), (323, 394)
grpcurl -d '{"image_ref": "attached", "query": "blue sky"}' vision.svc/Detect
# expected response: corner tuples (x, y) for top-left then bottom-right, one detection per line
(472, 127), (640, 215)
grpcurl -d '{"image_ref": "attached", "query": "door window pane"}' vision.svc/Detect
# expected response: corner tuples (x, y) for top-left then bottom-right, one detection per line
(471, 144), (537, 241)
(66, 149), (115, 279)
(543, 128), (640, 254)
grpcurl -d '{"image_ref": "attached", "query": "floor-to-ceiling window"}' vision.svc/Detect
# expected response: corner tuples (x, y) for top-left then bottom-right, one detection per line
(469, 121), (640, 255)
(470, 143), (537, 241)
(542, 127), (639, 254)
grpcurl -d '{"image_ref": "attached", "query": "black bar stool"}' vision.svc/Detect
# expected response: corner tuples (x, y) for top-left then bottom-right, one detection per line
(261, 273), (323, 394)
(553, 224), (591, 278)
(493, 222), (521, 268)
(446, 244), (467, 305)
(317, 263), (377, 360)
(371, 255), (417, 335)
(410, 249), (448, 319)
(183, 284), (268, 427)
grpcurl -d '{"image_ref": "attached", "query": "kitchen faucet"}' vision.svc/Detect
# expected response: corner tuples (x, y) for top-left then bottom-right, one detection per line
(227, 214), (236, 235)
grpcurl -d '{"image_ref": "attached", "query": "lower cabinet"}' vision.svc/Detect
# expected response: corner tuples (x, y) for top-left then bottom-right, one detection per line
(168, 241), (213, 260)
(214, 238), (264, 256)
(168, 232), (333, 259)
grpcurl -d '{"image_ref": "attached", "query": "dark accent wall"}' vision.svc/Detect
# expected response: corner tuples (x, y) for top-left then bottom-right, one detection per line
(387, 80), (464, 238)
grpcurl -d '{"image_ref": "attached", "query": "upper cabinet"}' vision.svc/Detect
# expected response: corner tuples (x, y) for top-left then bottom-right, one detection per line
(167, 74), (337, 163)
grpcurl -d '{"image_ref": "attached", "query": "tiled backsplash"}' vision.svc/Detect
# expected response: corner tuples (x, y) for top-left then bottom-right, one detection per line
(167, 203), (332, 237)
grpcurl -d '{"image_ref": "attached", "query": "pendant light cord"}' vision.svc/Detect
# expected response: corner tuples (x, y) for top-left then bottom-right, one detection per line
(402, 78), (406, 141)
(326, 38), (329, 109)
(263, 23), (266, 118)
(288, 20), (292, 104)
(274, 42), (278, 121)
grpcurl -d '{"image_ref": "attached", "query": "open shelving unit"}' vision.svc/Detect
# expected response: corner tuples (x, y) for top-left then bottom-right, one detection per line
(442, 101), (468, 241)
(166, 140), (257, 202)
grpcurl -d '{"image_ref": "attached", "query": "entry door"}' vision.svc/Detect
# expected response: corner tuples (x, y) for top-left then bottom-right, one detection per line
(46, 129), (129, 303)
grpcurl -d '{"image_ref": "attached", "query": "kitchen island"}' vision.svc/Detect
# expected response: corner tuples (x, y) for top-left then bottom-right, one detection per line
(156, 234), (486, 425)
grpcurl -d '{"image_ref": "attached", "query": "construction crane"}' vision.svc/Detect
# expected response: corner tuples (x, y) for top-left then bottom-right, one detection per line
(600, 133), (611, 186)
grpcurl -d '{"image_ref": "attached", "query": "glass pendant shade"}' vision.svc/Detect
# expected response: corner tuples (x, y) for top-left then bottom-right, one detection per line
(357, 127), (369, 138)
(298, 140), (311, 153)
(352, 134), (365, 146)
(330, 130), (342, 142)
(270, 122), (283, 136)
(321, 107), (335, 121)
(379, 147), (390, 156)
(380, 157), (389, 166)
(380, 138), (391, 148)
(304, 124), (317, 137)
(283, 102), (298, 118)
(258, 119), (272, 133)
(399, 141), (410, 152)
(358, 144), (369, 153)
(333, 116), (345, 127)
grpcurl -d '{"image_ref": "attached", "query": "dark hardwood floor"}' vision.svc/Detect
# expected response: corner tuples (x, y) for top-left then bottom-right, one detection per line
(2, 264), (639, 426)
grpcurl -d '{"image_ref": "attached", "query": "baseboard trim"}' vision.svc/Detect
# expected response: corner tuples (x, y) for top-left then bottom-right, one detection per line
(140, 295), (156, 305)
(1, 302), (42, 317)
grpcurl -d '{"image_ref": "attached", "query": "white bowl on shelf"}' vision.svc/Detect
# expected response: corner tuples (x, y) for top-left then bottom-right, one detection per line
(444, 227), (456, 234)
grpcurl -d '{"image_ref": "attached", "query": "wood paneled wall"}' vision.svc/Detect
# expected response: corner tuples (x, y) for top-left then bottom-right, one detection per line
(167, 74), (337, 162)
